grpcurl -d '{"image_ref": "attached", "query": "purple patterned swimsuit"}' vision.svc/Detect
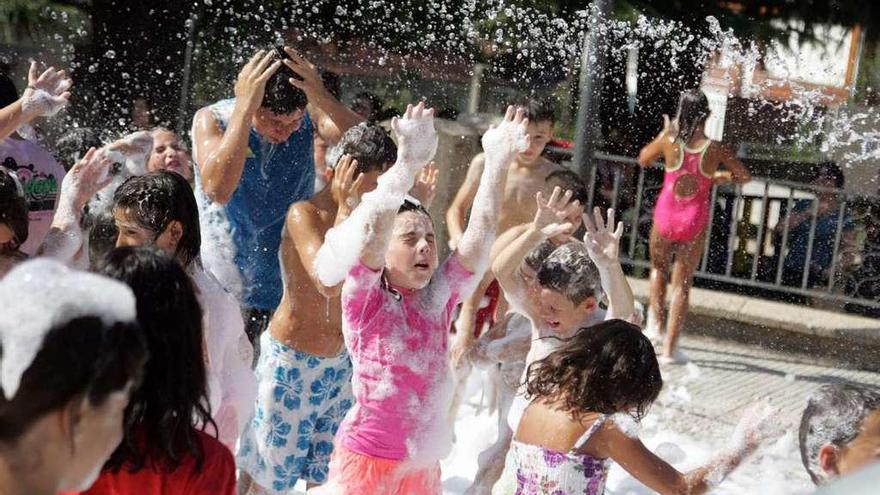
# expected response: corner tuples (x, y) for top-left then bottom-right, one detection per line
(512, 416), (609, 495)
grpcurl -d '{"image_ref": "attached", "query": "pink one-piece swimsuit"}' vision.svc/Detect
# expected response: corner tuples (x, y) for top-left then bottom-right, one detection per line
(652, 140), (714, 243)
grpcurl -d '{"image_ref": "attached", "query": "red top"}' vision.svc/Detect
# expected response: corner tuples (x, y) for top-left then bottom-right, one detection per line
(61, 430), (235, 495)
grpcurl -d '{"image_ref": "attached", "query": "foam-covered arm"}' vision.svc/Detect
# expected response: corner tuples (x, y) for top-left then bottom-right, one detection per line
(315, 103), (437, 286)
(457, 106), (529, 274)
(38, 148), (112, 264)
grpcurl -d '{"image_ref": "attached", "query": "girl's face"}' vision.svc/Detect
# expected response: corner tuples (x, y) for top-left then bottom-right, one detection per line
(112, 208), (180, 257)
(58, 385), (133, 491)
(384, 211), (438, 291)
(147, 130), (192, 180)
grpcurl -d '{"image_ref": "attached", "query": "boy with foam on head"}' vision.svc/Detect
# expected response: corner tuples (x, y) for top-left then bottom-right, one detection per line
(311, 103), (528, 493)
(235, 123), (397, 494)
(800, 384), (880, 485)
(446, 98), (564, 360)
(491, 189), (638, 431)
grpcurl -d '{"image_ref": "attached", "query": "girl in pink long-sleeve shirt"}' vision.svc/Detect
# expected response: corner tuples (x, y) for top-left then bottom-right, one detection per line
(312, 103), (529, 494)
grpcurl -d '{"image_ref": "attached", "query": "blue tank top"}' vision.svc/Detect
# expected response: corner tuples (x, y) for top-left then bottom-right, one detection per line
(195, 98), (315, 310)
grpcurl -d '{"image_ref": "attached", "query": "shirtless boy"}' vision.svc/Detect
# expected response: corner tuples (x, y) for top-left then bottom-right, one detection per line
(447, 99), (562, 360)
(236, 122), (434, 493)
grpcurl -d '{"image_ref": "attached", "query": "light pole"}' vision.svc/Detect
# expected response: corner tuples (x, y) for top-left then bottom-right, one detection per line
(572, 0), (614, 180)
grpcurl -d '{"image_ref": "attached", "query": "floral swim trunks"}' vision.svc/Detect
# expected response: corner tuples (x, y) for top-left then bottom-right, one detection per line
(237, 332), (353, 493)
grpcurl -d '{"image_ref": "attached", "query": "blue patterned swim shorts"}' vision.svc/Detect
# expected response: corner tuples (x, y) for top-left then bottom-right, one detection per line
(237, 332), (354, 493)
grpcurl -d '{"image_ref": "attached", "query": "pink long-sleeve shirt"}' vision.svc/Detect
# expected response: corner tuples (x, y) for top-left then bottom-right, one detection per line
(337, 255), (476, 462)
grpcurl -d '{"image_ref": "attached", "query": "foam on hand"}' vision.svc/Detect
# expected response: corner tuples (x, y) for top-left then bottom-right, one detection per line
(0, 258), (136, 400)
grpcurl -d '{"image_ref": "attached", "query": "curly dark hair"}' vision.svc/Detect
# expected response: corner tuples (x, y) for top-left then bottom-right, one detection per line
(99, 246), (215, 474)
(525, 319), (662, 421)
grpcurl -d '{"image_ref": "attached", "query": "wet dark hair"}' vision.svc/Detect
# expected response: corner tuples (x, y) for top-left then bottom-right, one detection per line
(112, 171), (200, 267)
(0, 316), (147, 443)
(352, 92), (382, 122)
(398, 198), (433, 221)
(99, 246), (214, 473)
(335, 123), (397, 174)
(537, 242), (600, 305)
(0, 72), (18, 108)
(514, 97), (556, 124)
(799, 383), (880, 484)
(261, 48), (308, 115)
(524, 239), (557, 272)
(525, 319), (662, 421)
(89, 213), (120, 267)
(0, 168), (28, 251)
(815, 161), (845, 189)
(545, 169), (588, 207)
(53, 128), (103, 170)
(676, 89), (711, 146)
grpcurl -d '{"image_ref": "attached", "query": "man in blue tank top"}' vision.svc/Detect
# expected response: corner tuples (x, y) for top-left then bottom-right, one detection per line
(191, 47), (362, 352)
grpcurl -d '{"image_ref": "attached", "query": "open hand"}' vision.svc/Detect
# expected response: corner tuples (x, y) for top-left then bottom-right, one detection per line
(410, 161), (438, 208)
(583, 207), (624, 266)
(21, 61), (72, 117)
(482, 106), (529, 167)
(661, 114), (680, 143)
(391, 102), (438, 169)
(61, 147), (113, 211)
(281, 47), (326, 100)
(331, 154), (364, 213)
(234, 49), (282, 113)
(533, 186), (577, 238)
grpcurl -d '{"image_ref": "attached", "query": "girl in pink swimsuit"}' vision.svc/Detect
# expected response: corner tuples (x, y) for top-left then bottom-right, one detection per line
(637, 89), (751, 364)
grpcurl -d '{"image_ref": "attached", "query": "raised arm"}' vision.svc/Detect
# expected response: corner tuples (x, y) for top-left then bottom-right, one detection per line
(0, 62), (71, 140)
(445, 153), (484, 250)
(315, 102), (437, 286)
(283, 47), (363, 136)
(456, 107), (529, 273)
(492, 188), (576, 311)
(194, 50), (281, 204)
(286, 155), (364, 298)
(637, 114), (677, 168)
(714, 144), (751, 184)
(38, 148), (112, 264)
(594, 401), (778, 495)
(582, 207), (635, 321)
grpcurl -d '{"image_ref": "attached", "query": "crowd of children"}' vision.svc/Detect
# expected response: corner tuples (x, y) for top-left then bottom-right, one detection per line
(0, 49), (877, 495)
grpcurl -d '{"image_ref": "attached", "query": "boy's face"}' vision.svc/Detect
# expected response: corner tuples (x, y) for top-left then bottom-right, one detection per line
(822, 410), (880, 480)
(517, 121), (553, 165)
(112, 207), (181, 257)
(0, 223), (13, 246)
(385, 211), (438, 291)
(253, 107), (305, 144)
(536, 286), (597, 336)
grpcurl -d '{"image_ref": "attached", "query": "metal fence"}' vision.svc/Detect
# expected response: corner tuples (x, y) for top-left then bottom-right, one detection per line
(560, 150), (880, 314)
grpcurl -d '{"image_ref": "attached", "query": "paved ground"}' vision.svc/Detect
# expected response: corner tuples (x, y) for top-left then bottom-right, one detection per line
(660, 334), (880, 427)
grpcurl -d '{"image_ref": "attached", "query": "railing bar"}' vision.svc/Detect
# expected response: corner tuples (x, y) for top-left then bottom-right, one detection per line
(801, 199), (821, 289)
(775, 189), (795, 285)
(701, 184), (717, 272)
(750, 181), (770, 280)
(628, 167), (645, 259)
(826, 198), (848, 293)
(610, 167), (622, 214)
(585, 158), (598, 212)
(725, 188), (740, 277)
